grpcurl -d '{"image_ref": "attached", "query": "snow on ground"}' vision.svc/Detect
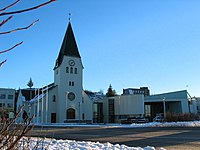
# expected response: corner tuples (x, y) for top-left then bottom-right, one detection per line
(19, 137), (161, 150)
(35, 121), (200, 128)
(23, 121), (200, 150)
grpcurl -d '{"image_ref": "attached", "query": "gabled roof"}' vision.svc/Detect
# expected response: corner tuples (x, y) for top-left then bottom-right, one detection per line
(54, 22), (81, 69)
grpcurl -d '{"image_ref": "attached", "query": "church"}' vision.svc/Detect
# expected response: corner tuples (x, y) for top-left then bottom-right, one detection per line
(16, 21), (94, 123)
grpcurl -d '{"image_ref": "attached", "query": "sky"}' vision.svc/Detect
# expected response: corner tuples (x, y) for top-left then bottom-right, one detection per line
(1, 0), (200, 96)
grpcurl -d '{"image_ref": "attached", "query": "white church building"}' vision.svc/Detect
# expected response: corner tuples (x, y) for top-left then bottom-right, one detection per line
(17, 21), (94, 123)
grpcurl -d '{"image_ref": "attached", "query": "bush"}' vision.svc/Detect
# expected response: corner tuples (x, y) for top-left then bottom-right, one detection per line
(0, 106), (33, 150)
(166, 112), (200, 122)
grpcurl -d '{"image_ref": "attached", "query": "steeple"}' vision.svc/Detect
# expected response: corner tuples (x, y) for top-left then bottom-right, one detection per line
(54, 21), (81, 69)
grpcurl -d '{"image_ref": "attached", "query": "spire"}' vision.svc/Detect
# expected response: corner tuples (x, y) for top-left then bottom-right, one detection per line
(54, 21), (81, 69)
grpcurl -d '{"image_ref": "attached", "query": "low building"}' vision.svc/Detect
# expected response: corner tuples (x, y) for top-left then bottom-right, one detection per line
(144, 90), (190, 120)
(0, 88), (15, 118)
(95, 94), (144, 123)
(122, 87), (150, 96)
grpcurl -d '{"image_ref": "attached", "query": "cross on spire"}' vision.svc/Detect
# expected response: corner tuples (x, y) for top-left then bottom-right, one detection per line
(68, 13), (71, 22)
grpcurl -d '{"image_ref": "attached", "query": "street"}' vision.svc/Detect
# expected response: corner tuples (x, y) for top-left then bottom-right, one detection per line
(28, 126), (200, 150)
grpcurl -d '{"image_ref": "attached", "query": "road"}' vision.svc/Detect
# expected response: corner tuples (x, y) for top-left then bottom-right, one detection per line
(28, 126), (200, 150)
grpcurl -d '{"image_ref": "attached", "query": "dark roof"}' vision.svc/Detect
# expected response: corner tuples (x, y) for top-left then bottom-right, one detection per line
(54, 22), (81, 69)
(15, 88), (41, 102)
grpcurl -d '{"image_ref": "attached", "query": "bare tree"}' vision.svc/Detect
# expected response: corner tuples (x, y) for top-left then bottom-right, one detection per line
(0, 0), (56, 67)
(0, 1), (56, 149)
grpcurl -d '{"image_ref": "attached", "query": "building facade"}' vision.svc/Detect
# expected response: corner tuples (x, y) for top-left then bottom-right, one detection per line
(16, 21), (93, 124)
(144, 90), (190, 120)
(0, 88), (15, 118)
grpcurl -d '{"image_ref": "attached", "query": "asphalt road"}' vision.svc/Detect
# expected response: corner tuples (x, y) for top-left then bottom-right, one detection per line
(28, 126), (200, 150)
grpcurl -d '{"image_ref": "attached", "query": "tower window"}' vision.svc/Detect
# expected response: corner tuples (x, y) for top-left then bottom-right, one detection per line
(70, 67), (73, 73)
(69, 81), (74, 86)
(53, 95), (56, 102)
(66, 67), (69, 73)
(75, 68), (77, 74)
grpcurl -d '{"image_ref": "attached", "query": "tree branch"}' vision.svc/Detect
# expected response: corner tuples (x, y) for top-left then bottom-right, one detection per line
(0, 59), (7, 67)
(0, 0), (56, 16)
(0, 41), (23, 54)
(0, 16), (13, 27)
(0, 19), (39, 35)
(0, 0), (20, 12)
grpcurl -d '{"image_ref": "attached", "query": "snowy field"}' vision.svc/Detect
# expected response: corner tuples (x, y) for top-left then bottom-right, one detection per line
(21, 121), (200, 150)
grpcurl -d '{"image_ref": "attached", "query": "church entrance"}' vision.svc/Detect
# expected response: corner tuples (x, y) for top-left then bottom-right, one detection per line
(67, 108), (75, 119)
(51, 113), (56, 123)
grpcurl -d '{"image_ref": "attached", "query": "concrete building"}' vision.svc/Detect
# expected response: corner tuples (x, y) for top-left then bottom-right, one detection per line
(122, 87), (150, 96)
(94, 94), (144, 123)
(144, 90), (190, 120)
(0, 88), (15, 119)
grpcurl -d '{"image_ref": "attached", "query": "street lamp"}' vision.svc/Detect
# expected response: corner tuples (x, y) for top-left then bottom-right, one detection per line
(78, 102), (80, 123)
(163, 97), (166, 120)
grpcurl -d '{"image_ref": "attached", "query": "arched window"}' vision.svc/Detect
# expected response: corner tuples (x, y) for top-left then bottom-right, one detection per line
(70, 67), (73, 73)
(67, 108), (75, 119)
(66, 67), (69, 73)
(75, 68), (77, 74)
(53, 95), (56, 102)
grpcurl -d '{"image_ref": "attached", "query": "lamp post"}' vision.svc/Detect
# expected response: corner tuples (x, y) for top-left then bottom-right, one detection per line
(78, 102), (80, 123)
(163, 97), (166, 120)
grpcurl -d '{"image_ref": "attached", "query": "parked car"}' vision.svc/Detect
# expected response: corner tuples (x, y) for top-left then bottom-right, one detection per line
(153, 116), (164, 122)
(121, 117), (149, 124)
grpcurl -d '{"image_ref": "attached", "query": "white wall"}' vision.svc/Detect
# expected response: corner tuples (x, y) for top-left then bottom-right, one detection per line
(114, 95), (144, 116)
(82, 91), (93, 122)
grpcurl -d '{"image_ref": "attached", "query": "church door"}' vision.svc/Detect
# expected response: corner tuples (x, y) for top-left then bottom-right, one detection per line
(67, 108), (75, 119)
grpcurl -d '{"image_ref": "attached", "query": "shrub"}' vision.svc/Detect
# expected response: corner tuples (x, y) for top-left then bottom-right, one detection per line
(0, 106), (33, 150)
(166, 112), (200, 122)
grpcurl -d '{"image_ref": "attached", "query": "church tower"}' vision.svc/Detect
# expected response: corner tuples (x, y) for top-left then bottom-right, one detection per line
(54, 21), (84, 123)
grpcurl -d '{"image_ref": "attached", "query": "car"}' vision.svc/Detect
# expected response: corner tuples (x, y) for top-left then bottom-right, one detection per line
(137, 117), (149, 123)
(121, 117), (149, 124)
(153, 116), (164, 122)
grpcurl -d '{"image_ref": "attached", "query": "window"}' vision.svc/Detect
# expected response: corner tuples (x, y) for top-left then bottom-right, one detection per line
(68, 92), (75, 101)
(0, 103), (5, 107)
(69, 81), (74, 86)
(82, 113), (85, 120)
(70, 67), (73, 73)
(75, 68), (77, 74)
(8, 95), (13, 99)
(66, 67), (69, 73)
(7, 103), (13, 108)
(0, 94), (6, 99)
(67, 108), (75, 119)
(53, 95), (56, 102)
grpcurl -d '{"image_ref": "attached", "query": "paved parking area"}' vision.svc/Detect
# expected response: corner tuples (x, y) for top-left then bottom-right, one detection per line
(28, 126), (200, 149)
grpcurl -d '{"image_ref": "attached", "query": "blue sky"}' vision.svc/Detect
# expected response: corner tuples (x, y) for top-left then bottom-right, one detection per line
(1, 0), (200, 96)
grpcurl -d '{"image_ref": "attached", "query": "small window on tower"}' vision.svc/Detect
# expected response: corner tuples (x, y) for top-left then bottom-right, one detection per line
(66, 67), (69, 73)
(53, 95), (56, 102)
(75, 68), (77, 74)
(69, 81), (71, 86)
(70, 67), (73, 73)
(72, 82), (74, 86)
